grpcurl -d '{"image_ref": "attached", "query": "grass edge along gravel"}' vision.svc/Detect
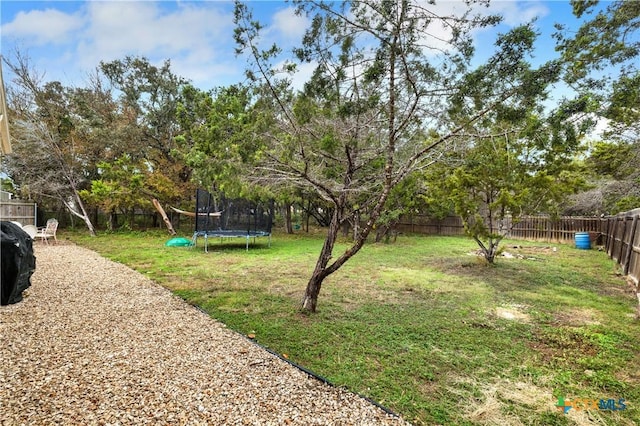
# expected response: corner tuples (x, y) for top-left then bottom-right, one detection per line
(66, 230), (640, 426)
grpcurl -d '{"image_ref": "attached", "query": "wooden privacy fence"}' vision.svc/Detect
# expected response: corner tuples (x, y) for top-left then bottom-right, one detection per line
(509, 216), (605, 243)
(394, 214), (606, 242)
(603, 209), (640, 315)
(0, 200), (37, 226)
(394, 215), (465, 236)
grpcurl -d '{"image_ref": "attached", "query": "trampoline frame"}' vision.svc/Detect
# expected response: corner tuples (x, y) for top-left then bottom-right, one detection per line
(191, 229), (271, 252)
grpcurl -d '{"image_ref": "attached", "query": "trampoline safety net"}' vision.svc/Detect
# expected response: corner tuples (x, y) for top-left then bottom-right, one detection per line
(192, 188), (273, 252)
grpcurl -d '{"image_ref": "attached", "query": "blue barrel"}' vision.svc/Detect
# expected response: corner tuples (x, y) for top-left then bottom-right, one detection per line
(575, 232), (591, 250)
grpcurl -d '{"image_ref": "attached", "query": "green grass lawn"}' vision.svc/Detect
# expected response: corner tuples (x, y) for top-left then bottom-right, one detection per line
(66, 229), (640, 425)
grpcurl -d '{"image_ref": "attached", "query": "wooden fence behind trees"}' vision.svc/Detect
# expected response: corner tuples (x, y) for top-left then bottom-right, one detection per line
(509, 216), (605, 243)
(394, 214), (606, 242)
(394, 215), (466, 236)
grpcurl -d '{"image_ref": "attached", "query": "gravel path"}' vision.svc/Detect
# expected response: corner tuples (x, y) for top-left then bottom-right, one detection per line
(1, 244), (410, 425)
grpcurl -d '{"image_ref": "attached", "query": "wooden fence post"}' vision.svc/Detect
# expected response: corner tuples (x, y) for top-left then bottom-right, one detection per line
(608, 217), (617, 258)
(622, 213), (639, 275)
(616, 216), (628, 262)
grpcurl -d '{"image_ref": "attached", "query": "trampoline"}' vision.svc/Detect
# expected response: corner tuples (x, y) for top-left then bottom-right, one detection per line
(190, 189), (273, 252)
(192, 229), (271, 252)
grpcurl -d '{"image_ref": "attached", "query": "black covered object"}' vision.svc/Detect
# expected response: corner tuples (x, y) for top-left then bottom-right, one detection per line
(1, 221), (36, 305)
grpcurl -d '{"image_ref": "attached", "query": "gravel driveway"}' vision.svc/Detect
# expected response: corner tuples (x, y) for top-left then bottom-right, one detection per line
(1, 244), (410, 425)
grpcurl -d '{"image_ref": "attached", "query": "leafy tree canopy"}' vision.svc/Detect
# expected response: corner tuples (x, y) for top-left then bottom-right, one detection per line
(555, 0), (640, 139)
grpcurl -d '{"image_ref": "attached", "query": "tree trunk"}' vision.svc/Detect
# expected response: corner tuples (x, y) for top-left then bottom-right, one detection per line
(301, 209), (341, 312)
(352, 210), (360, 241)
(484, 247), (496, 264)
(108, 210), (116, 231)
(93, 207), (99, 229)
(152, 198), (176, 235)
(341, 220), (350, 238)
(301, 167), (397, 313)
(172, 212), (180, 230)
(74, 192), (96, 235)
(63, 196), (96, 236)
(284, 202), (293, 234)
(375, 225), (389, 243)
(80, 214), (96, 236)
(301, 271), (324, 313)
(486, 241), (499, 264)
(65, 176), (96, 236)
(474, 236), (501, 264)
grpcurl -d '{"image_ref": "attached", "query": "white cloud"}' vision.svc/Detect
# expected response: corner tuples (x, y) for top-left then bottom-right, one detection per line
(271, 59), (316, 92)
(271, 7), (308, 41)
(408, 0), (550, 56)
(77, 2), (233, 68)
(0, 0), (553, 91)
(489, 0), (550, 27)
(1, 1), (238, 89)
(590, 116), (612, 140)
(1, 8), (84, 45)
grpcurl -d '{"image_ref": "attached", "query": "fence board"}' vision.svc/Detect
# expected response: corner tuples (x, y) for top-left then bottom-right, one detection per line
(0, 201), (37, 226)
(609, 215), (627, 263)
(623, 215), (638, 276)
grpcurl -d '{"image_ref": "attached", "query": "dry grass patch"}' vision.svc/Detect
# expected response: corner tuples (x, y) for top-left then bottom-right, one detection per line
(461, 378), (556, 425)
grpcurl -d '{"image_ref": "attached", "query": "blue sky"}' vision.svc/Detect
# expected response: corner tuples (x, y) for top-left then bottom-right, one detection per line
(0, 0), (589, 92)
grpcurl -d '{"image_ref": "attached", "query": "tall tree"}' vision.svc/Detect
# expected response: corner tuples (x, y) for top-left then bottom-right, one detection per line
(555, 0), (639, 139)
(100, 56), (193, 209)
(3, 53), (102, 234)
(175, 83), (268, 198)
(555, 0), (639, 214)
(233, 1), (560, 312)
(565, 139), (640, 215)
(443, 113), (585, 263)
(442, 21), (593, 262)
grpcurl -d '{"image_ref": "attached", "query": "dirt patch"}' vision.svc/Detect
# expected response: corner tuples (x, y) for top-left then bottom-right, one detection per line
(528, 328), (599, 364)
(507, 245), (558, 254)
(615, 368), (640, 387)
(467, 246), (558, 261)
(526, 341), (559, 364)
(553, 308), (601, 327)
(495, 305), (531, 323)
